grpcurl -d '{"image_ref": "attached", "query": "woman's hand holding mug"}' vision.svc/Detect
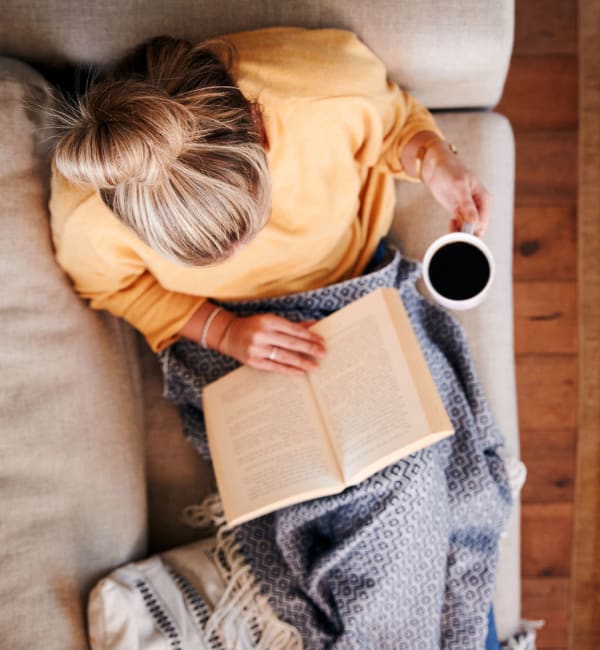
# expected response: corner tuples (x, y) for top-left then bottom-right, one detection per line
(419, 138), (492, 237)
(414, 137), (496, 311)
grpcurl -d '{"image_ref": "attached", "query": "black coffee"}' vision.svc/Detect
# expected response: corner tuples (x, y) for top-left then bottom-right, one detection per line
(428, 242), (490, 300)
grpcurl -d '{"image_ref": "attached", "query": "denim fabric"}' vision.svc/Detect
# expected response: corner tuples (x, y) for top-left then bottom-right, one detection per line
(486, 608), (500, 650)
(364, 239), (388, 274)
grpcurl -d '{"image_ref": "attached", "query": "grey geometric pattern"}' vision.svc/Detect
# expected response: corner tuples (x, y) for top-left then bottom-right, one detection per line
(158, 246), (512, 649)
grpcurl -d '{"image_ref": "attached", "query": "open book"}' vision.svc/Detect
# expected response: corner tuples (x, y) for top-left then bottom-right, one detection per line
(202, 287), (454, 526)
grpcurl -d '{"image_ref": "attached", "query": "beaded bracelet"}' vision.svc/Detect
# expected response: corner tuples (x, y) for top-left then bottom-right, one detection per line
(199, 306), (223, 349)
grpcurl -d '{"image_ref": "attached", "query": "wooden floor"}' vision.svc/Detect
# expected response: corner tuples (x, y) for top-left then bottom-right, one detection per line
(495, 2), (578, 648)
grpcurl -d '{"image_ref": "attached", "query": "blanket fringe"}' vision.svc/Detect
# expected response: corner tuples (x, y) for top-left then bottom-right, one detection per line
(501, 619), (544, 650)
(183, 494), (303, 650)
(498, 454), (527, 541)
(182, 493), (227, 529)
(502, 454), (528, 501)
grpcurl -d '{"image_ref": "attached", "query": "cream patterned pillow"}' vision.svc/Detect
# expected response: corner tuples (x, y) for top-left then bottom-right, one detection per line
(88, 535), (302, 649)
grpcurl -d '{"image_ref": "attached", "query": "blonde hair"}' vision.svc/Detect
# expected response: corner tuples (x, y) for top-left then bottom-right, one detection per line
(49, 35), (271, 266)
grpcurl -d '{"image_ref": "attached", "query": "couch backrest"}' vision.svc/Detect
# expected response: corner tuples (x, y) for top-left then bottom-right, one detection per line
(0, 59), (149, 650)
(0, 0), (514, 109)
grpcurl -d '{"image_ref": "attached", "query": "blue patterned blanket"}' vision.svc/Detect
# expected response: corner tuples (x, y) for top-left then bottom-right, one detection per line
(158, 246), (512, 649)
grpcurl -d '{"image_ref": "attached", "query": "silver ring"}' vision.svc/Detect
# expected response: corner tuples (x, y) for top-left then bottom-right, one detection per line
(268, 346), (278, 361)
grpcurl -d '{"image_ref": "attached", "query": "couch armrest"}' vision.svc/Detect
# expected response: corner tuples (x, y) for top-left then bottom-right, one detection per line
(331, 0), (516, 110)
(388, 110), (520, 640)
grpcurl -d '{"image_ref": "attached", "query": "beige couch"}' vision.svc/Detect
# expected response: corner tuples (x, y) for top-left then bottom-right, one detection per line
(0, 1), (520, 647)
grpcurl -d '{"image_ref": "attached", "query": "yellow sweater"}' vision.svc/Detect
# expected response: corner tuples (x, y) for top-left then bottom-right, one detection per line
(49, 27), (443, 353)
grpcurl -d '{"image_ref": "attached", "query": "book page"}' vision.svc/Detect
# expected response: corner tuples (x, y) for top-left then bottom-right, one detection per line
(309, 288), (452, 482)
(203, 366), (342, 526)
(381, 289), (454, 436)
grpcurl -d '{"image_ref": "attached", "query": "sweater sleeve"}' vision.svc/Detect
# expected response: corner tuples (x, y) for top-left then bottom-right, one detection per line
(336, 31), (445, 181)
(49, 165), (206, 353)
(373, 81), (446, 182)
(227, 27), (445, 184)
(293, 29), (445, 182)
(73, 265), (207, 353)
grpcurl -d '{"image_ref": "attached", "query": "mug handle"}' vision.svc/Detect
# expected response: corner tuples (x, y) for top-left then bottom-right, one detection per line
(461, 222), (475, 235)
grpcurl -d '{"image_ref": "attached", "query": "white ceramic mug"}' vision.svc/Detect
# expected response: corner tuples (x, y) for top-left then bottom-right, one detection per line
(422, 223), (495, 311)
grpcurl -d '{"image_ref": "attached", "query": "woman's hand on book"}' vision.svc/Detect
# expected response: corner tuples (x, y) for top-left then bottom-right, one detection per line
(218, 314), (326, 376)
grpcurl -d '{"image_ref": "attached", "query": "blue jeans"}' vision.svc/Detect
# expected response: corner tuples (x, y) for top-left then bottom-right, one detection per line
(364, 240), (388, 273)
(486, 608), (500, 649)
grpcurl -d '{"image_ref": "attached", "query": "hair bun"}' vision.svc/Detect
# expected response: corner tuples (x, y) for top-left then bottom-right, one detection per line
(53, 79), (193, 189)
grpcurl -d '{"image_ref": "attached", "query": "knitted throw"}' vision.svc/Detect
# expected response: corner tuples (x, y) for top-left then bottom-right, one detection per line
(158, 246), (512, 649)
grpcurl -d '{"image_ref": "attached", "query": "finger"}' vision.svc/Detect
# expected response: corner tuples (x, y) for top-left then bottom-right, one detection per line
(473, 187), (492, 236)
(300, 320), (319, 328)
(454, 194), (480, 233)
(259, 345), (320, 372)
(266, 331), (326, 359)
(264, 314), (326, 344)
(448, 218), (460, 233)
(251, 358), (305, 377)
(455, 196), (479, 225)
(250, 323), (325, 355)
(252, 348), (316, 374)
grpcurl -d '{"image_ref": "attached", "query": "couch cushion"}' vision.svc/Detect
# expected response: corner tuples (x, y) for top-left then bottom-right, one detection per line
(0, 58), (148, 650)
(0, 0), (513, 110)
(139, 109), (521, 639)
(390, 111), (518, 454)
(389, 109), (520, 640)
(137, 331), (215, 554)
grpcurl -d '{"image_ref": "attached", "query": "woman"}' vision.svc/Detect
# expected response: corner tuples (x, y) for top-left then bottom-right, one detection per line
(49, 28), (490, 371)
(49, 28), (506, 648)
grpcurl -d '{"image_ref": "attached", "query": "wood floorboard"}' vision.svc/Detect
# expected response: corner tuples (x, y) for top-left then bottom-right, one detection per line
(521, 502), (573, 578)
(513, 205), (577, 282)
(516, 356), (577, 431)
(568, 0), (599, 645)
(514, 0), (578, 56)
(514, 131), (578, 205)
(497, 56), (578, 131)
(514, 282), (577, 355)
(504, 3), (579, 648)
(520, 429), (576, 503)
(522, 577), (569, 648)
